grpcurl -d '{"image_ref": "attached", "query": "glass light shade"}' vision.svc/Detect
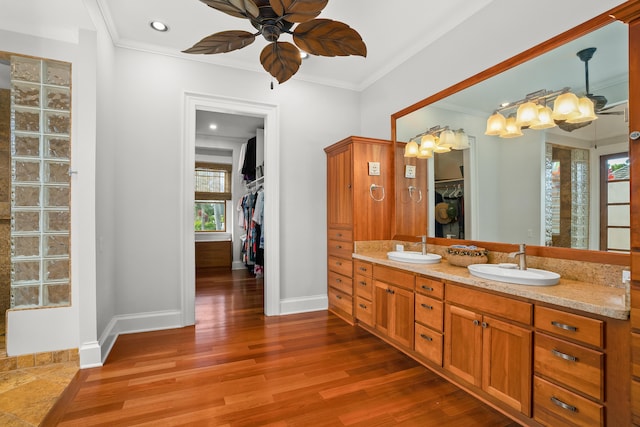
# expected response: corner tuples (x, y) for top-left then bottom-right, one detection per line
(566, 97), (598, 123)
(417, 146), (433, 159)
(499, 116), (523, 138)
(515, 101), (538, 127)
(530, 105), (556, 129)
(452, 130), (470, 150)
(552, 92), (580, 120)
(404, 140), (419, 157)
(419, 134), (436, 150)
(433, 145), (451, 153)
(439, 129), (456, 147)
(485, 112), (506, 135)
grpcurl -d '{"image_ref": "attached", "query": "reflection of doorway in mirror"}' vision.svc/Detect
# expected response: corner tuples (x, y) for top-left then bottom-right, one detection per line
(545, 144), (590, 249)
(600, 153), (630, 253)
(434, 150), (465, 239)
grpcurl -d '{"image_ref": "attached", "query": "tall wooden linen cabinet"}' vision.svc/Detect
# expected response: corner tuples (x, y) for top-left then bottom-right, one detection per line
(325, 136), (394, 323)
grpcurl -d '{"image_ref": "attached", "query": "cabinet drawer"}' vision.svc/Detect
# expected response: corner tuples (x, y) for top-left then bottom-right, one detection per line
(356, 296), (373, 327)
(416, 276), (444, 299)
(354, 274), (373, 300)
(329, 287), (353, 316)
(535, 306), (603, 348)
(415, 294), (443, 331)
(534, 376), (603, 427)
(354, 260), (373, 277)
(328, 256), (352, 277)
(328, 270), (353, 296)
(328, 239), (353, 259)
(446, 284), (532, 325)
(415, 323), (443, 366)
(373, 265), (415, 291)
(328, 227), (353, 242)
(534, 333), (604, 401)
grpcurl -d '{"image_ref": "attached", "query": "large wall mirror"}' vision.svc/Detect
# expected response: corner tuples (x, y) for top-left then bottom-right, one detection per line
(393, 16), (630, 261)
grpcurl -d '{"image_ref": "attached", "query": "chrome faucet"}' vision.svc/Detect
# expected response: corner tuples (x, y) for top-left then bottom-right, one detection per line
(508, 243), (527, 270)
(419, 235), (427, 255)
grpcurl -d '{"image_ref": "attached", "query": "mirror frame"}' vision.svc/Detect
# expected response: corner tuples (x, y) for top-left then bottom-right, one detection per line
(390, 5), (635, 266)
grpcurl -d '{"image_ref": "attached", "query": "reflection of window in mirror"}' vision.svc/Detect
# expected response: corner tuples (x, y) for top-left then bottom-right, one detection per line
(600, 152), (630, 252)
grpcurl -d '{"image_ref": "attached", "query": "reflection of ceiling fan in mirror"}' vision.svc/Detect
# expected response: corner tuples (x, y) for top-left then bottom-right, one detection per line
(182, 0), (366, 84)
(558, 47), (625, 132)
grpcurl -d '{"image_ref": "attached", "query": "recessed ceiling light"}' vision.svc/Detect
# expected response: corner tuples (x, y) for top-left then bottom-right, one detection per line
(209, 124), (218, 130)
(150, 21), (169, 32)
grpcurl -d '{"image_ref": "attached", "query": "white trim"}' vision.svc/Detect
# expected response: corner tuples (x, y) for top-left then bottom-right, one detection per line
(280, 295), (328, 316)
(79, 341), (102, 369)
(182, 93), (281, 320)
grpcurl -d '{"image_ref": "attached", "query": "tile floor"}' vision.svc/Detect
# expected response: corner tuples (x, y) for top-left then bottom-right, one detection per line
(0, 361), (78, 426)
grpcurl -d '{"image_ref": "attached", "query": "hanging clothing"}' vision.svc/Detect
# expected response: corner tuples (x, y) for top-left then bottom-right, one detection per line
(241, 137), (257, 181)
(237, 187), (264, 276)
(238, 142), (247, 179)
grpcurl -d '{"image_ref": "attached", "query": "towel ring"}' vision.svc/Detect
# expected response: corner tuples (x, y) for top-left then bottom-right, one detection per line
(369, 184), (385, 202)
(408, 186), (422, 203)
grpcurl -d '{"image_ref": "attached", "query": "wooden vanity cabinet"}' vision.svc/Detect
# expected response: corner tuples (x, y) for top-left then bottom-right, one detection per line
(325, 137), (393, 323)
(373, 265), (415, 349)
(444, 284), (533, 416)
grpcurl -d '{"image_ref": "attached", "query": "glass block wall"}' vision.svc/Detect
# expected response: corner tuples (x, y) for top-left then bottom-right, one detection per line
(10, 55), (71, 308)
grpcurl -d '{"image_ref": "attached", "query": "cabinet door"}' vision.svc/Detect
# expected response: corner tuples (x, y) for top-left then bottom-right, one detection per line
(327, 146), (352, 227)
(374, 280), (390, 336)
(482, 316), (532, 416)
(390, 285), (414, 349)
(444, 304), (483, 385)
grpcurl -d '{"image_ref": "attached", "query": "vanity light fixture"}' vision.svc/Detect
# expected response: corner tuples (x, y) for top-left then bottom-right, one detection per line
(404, 125), (469, 158)
(150, 21), (169, 32)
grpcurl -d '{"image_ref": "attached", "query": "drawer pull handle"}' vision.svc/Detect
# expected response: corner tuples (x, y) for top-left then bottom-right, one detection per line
(551, 321), (578, 332)
(551, 349), (577, 362)
(335, 278), (342, 283)
(421, 303), (433, 310)
(337, 233), (342, 237)
(336, 245), (343, 249)
(359, 281), (367, 286)
(336, 262), (342, 266)
(359, 267), (368, 272)
(386, 289), (395, 295)
(359, 303), (367, 309)
(420, 334), (433, 342)
(421, 286), (434, 291)
(550, 396), (577, 413)
(473, 320), (480, 326)
(336, 294), (342, 300)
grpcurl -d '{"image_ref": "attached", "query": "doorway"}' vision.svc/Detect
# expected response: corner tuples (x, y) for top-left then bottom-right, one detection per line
(182, 93), (280, 325)
(600, 152), (630, 252)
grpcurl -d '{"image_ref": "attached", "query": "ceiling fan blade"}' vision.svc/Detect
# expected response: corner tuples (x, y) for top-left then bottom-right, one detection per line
(260, 41), (302, 83)
(183, 30), (256, 54)
(200, 0), (259, 19)
(293, 19), (366, 57)
(269, 0), (328, 23)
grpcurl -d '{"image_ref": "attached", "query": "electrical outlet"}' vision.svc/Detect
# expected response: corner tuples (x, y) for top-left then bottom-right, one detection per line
(623, 270), (631, 282)
(405, 165), (416, 179)
(368, 161), (380, 176)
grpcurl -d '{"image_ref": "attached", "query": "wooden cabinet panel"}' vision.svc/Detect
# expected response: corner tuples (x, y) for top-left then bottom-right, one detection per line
(534, 376), (603, 427)
(374, 281), (391, 336)
(328, 227), (352, 242)
(415, 293), (443, 331)
(416, 276), (444, 299)
(329, 287), (352, 316)
(327, 239), (353, 259)
(535, 306), (603, 348)
(354, 274), (373, 301)
(482, 316), (532, 416)
(326, 145), (352, 228)
(374, 280), (414, 349)
(415, 323), (443, 366)
(444, 303), (483, 385)
(373, 265), (415, 291)
(447, 284), (532, 325)
(328, 270), (352, 296)
(195, 241), (231, 269)
(356, 296), (373, 327)
(353, 260), (373, 277)
(327, 256), (352, 278)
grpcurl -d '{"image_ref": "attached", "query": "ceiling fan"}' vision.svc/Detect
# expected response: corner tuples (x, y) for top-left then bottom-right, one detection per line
(183, 0), (367, 84)
(558, 47), (625, 132)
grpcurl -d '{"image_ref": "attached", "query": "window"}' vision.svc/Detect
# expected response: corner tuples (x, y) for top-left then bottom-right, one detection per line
(600, 153), (630, 253)
(194, 162), (231, 232)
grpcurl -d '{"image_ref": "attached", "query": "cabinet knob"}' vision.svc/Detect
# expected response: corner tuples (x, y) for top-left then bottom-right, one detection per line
(551, 321), (578, 332)
(473, 320), (480, 326)
(551, 349), (577, 362)
(481, 322), (488, 328)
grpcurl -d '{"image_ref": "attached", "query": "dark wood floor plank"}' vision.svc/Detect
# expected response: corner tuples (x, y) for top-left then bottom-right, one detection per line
(43, 269), (521, 426)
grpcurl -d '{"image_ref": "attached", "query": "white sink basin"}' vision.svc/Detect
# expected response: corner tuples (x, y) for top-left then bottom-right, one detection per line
(387, 251), (442, 264)
(467, 263), (560, 286)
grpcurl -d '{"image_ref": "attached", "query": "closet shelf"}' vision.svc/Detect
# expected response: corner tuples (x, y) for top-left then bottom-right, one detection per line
(435, 178), (464, 184)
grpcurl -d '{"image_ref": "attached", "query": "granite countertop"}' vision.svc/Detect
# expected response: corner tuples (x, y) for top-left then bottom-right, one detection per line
(353, 251), (629, 320)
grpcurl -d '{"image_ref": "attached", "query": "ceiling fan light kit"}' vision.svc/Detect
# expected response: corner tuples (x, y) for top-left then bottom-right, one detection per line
(183, 0), (367, 83)
(482, 46), (620, 138)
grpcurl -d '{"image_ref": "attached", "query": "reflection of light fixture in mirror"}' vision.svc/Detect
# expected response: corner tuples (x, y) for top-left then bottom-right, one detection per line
(404, 139), (419, 157)
(417, 146), (433, 159)
(439, 129), (456, 147)
(530, 105), (555, 129)
(452, 129), (470, 149)
(500, 116), (523, 138)
(516, 101), (538, 127)
(552, 92), (581, 120)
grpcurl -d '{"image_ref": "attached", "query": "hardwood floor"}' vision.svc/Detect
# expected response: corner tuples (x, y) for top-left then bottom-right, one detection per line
(43, 269), (520, 426)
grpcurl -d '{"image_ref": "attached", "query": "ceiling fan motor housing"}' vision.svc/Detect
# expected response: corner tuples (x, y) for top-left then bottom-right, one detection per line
(251, 4), (294, 42)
